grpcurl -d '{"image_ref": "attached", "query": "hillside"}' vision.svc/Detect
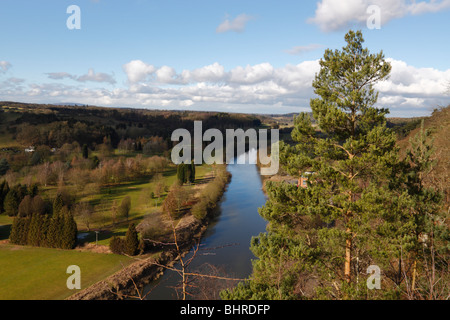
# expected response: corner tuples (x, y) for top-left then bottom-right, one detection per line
(397, 105), (450, 205)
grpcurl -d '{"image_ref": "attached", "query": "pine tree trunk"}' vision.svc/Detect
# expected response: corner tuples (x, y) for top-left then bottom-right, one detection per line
(411, 259), (417, 294)
(345, 229), (352, 283)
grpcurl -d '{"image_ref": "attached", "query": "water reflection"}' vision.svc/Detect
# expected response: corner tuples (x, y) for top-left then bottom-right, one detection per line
(143, 150), (267, 300)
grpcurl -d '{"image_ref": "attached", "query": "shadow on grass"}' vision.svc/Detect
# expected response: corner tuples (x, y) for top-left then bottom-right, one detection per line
(77, 216), (143, 245)
(0, 224), (11, 241)
(88, 178), (152, 207)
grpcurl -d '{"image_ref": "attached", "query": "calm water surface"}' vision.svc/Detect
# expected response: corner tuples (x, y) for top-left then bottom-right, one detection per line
(144, 151), (268, 299)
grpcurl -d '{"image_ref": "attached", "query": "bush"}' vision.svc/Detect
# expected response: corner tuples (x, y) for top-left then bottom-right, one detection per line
(109, 236), (126, 254)
(109, 224), (140, 256)
(191, 165), (231, 221)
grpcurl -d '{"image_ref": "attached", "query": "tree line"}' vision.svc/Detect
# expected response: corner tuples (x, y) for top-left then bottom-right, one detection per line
(9, 193), (78, 249)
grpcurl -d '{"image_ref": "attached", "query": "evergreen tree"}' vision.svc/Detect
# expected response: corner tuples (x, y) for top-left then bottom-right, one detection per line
(40, 214), (51, 247)
(53, 193), (64, 217)
(177, 163), (185, 185)
(27, 213), (42, 246)
(401, 121), (449, 297)
(0, 181), (9, 213)
(125, 223), (139, 256)
(4, 189), (20, 216)
(82, 144), (89, 159)
(47, 212), (64, 248)
(18, 217), (31, 245)
(9, 217), (21, 244)
(0, 158), (9, 176)
(222, 30), (396, 300)
(190, 160), (196, 183)
(61, 210), (78, 249)
(184, 163), (191, 184)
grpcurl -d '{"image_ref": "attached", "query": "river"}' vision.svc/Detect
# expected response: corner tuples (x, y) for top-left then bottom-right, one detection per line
(143, 149), (268, 300)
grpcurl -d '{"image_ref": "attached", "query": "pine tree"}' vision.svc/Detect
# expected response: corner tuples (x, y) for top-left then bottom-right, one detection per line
(189, 160), (196, 184)
(27, 213), (41, 246)
(177, 163), (185, 185)
(4, 189), (19, 216)
(9, 217), (21, 244)
(125, 223), (139, 256)
(401, 120), (449, 297)
(53, 193), (64, 217)
(40, 214), (51, 247)
(47, 212), (65, 248)
(223, 30), (396, 300)
(61, 210), (78, 249)
(0, 180), (10, 213)
(184, 163), (191, 184)
(18, 217), (31, 246)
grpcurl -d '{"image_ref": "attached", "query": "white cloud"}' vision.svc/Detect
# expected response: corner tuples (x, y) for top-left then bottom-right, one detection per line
(308, 0), (450, 31)
(2, 58), (449, 117)
(155, 65), (178, 84)
(0, 61), (12, 73)
(229, 63), (274, 84)
(46, 69), (116, 84)
(76, 68), (116, 84)
(181, 62), (226, 83)
(46, 72), (76, 80)
(375, 58), (450, 97)
(123, 60), (156, 83)
(216, 14), (254, 33)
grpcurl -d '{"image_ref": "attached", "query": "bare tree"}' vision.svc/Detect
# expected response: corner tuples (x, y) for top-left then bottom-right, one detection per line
(74, 201), (94, 231)
(141, 209), (244, 300)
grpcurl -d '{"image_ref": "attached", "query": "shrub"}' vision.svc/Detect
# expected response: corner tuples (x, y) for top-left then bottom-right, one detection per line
(109, 236), (126, 254)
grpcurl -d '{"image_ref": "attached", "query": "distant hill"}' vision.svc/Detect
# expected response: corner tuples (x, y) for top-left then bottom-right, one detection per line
(52, 102), (87, 107)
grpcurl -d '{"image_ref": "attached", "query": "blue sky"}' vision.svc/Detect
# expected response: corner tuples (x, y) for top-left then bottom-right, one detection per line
(1, 0), (449, 116)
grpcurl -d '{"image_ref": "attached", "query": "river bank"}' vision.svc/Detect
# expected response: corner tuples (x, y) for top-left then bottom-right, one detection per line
(67, 167), (231, 300)
(143, 154), (269, 300)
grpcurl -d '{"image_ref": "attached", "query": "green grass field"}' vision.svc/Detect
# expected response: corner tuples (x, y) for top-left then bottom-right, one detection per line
(74, 164), (212, 245)
(0, 243), (133, 300)
(0, 164), (214, 299)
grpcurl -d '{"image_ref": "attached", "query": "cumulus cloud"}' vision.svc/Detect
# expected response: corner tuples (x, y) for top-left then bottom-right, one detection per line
(3, 58), (449, 116)
(229, 63), (274, 84)
(308, 0), (450, 31)
(0, 61), (12, 73)
(181, 62), (226, 83)
(155, 65), (179, 84)
(375, 58), (450, 98)
(216, 14), (254, 33)
(123, 60), (156, 83)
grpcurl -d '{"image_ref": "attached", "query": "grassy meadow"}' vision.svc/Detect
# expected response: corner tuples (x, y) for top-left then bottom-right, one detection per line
(0, 243), (133, 300)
